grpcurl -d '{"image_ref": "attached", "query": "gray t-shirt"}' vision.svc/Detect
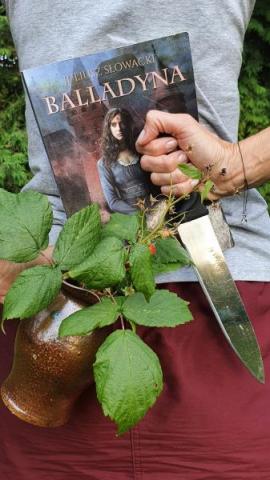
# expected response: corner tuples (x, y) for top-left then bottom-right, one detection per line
(4, 0), (270, 281)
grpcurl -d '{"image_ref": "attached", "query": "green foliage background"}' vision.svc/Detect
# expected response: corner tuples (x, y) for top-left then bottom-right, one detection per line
(239, 1), (270, 208)
(0, 5), (31, 192)
(0, 2), (269, 205)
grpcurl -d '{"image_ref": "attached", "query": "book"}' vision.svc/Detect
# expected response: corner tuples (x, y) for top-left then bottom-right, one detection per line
(22, 32), (198, 220)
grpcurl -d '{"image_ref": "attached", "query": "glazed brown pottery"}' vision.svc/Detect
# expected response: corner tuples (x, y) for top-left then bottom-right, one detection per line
(1, 281), (109, 427)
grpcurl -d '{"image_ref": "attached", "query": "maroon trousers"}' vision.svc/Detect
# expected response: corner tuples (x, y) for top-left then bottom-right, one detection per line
(1, 282), (270, 480)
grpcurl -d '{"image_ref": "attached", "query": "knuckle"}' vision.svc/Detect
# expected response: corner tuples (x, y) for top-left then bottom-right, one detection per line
(170, 182), (191, 197)
(178, 151), (188, 163)
(150, 172), (159, 185)
(182, 183), (193, 194)
(182, 113), (192, 123)
(182, 113), (196, 128)
(140, 155), (153, 171)
(136, 141), (143, 153)
(148, 141), (159, 156)
(166, 156), (178, 172)
(140, 155), (148, 169)
(173, 170), (182, 183)
(145, 110), (156, 122)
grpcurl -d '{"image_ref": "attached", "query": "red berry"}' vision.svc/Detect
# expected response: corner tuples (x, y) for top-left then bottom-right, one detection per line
(148, 243), (157, 255)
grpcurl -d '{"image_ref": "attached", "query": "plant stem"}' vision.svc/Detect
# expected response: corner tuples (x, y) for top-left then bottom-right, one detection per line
(129, 320), (136, 333)
(120, 314), (125, 330)
(40, 250), (54, 266)
(105, 288), (117, 304)
(88, 290), (102, 302)
(140, 198), (173, 244)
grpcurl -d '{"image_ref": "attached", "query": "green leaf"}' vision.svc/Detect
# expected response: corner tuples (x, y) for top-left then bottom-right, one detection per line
(152, 261), (185, 276)
(94, 329), (163, 435)
(129, 244), (155, 300)
(0, 189), (52, 262)
(200, 180), (214, 202)
(123, 290), (193, 327)
(114, 296), (126, 309)
(152, 238), (191, 276)
(178, 163), (202, 180)
(102, 212), (139, 243)
(59, 297), (120, 337)
(59, 298), (120, 337)
(154, 237), (191, 265)
(53, 203), (101, 271)
(3, 265), (62, 320)
(69, 237), (126, 289)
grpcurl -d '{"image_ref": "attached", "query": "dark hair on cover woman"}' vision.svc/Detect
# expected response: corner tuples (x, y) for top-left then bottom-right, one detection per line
(101, 108), (137, 168)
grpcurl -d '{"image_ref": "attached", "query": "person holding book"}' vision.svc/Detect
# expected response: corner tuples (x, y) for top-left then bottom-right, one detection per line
(97, 107), (153, 214)
(1, 0), (270, 479)
(136, 110), (270, 203)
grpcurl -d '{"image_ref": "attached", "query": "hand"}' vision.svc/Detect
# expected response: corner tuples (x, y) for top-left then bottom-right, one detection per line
(136, 111), (241, 199)
(0, 246), (54, 303)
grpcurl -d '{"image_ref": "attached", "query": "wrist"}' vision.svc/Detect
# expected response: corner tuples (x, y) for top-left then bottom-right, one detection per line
(209, 141), (245, 198)
(237, 129), (270, 188)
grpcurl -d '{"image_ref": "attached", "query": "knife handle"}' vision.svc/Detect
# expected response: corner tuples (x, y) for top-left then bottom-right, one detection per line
(173, 192), (208, 223)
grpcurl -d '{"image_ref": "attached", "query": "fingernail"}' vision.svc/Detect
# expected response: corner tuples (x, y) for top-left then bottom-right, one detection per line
(191, 179), (200, 188)
(161, 186), (169, 195)
(137, 128), (145, 144)
(166, 139), (178, 151)
(178, 152), (187, 163)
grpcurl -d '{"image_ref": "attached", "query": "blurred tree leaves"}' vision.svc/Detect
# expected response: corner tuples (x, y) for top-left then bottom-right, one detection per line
(0, 5), (31, 192)
(239, 1), (270, 138)
(238, 0), (270, 210)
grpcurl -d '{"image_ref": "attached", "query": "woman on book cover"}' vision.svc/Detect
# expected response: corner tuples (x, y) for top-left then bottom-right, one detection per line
(97, 108), (153, 214)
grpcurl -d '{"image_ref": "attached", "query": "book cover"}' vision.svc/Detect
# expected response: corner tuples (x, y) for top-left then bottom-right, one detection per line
(22, 32), (198, 220)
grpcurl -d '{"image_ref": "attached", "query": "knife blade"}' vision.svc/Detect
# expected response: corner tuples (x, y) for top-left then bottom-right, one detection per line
(175, 192), (264, 383)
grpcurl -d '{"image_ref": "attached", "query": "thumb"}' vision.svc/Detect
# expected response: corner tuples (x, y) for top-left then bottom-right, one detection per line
(136, 110), (198, 149)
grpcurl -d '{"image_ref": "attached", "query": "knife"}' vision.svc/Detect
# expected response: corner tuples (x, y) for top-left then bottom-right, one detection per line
(175, 192), (264, 383)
